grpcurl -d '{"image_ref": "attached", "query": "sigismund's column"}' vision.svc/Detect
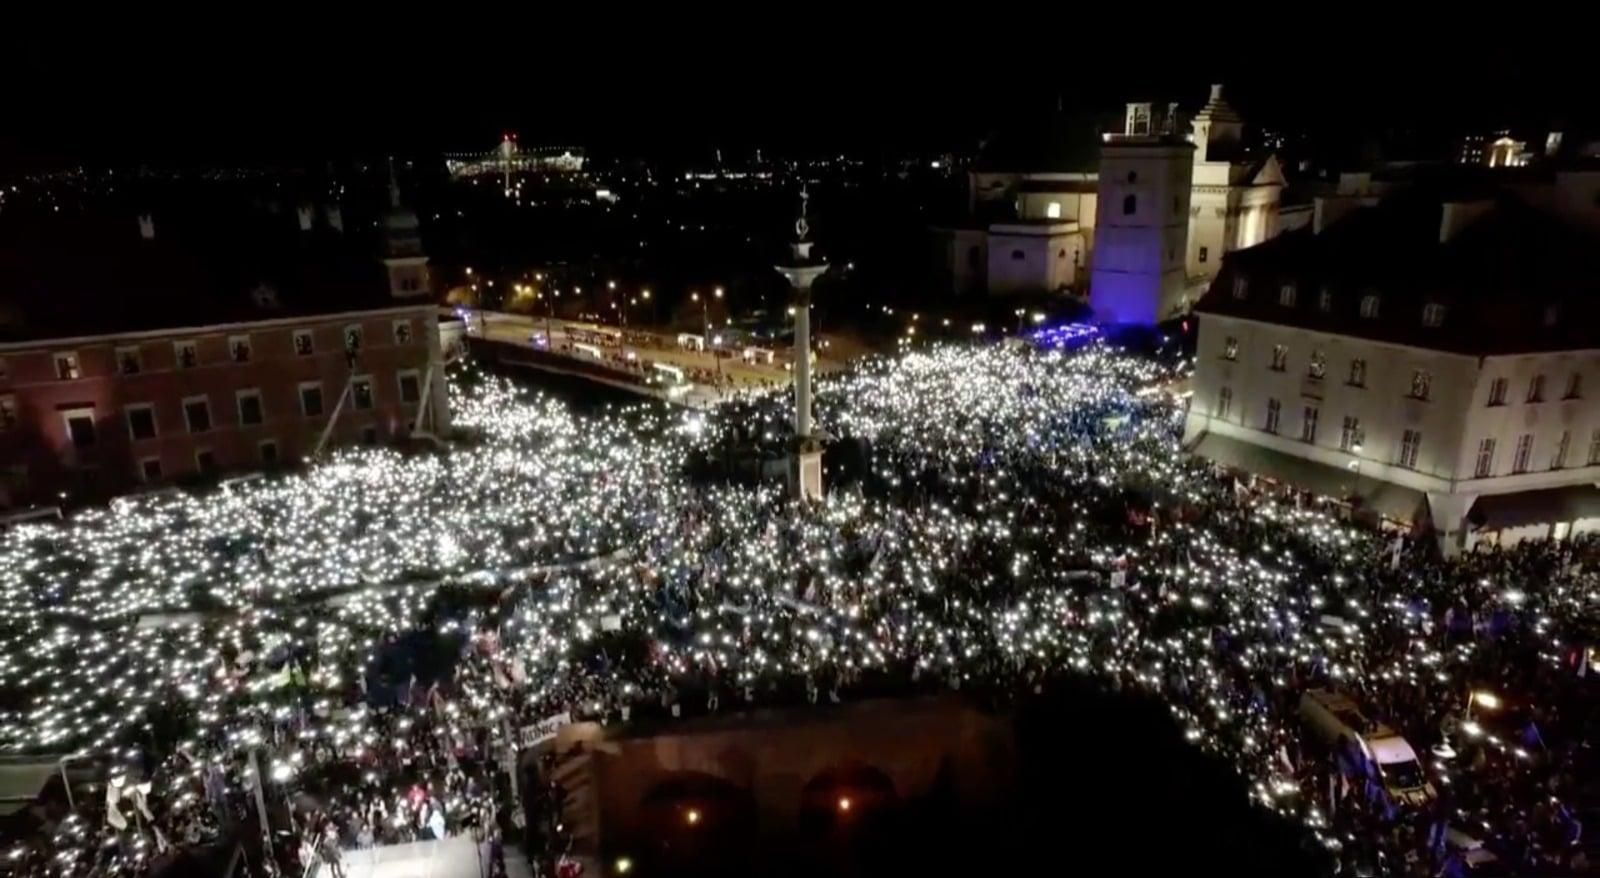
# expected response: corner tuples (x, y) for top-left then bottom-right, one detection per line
(775, 187), (828, 501)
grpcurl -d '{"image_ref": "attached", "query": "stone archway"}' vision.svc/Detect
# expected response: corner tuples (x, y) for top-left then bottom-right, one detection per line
(633, 771), (758, 877)
(797, 761), (898, 835)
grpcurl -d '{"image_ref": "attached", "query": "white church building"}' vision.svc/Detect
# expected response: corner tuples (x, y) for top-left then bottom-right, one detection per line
(935, 84), (1285, 321)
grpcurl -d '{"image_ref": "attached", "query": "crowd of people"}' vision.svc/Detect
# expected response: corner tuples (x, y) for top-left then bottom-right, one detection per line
(0, 344), (1595, 877)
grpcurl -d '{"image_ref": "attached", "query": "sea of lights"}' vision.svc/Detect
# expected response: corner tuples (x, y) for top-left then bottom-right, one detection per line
(0, 344), (1594, 876)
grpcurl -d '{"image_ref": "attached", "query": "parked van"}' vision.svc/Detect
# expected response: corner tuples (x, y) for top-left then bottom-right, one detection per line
(1299, 688), (1434, 806)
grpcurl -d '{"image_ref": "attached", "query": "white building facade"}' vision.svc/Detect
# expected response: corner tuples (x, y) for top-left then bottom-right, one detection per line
(1185, 193), (1600, 554)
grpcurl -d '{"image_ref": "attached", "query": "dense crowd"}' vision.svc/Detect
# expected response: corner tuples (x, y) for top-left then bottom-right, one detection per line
(0, 344), (1595, 877)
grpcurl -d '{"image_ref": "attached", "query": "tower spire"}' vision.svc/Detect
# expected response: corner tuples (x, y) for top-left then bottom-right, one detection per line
(387, 157), (402, 209)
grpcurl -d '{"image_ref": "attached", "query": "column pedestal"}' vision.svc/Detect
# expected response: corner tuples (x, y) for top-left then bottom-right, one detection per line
(791, 443), (824, 502)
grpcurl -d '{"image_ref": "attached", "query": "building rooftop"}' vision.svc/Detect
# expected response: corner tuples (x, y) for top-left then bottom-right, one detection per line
(1195, 190), (1600, 355)
(0, 205), (421, 345)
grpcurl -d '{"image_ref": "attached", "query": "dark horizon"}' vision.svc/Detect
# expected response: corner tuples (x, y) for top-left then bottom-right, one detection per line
(4, 37), (1595, 171)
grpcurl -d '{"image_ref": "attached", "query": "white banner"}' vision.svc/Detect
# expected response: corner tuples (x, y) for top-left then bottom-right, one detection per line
(519, 712), (570, 748)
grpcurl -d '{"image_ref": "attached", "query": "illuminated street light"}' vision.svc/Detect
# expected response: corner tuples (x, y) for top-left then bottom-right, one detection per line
(837, 796), (852, 813)
(685, 808), (701, 826)
(615, 857), (633, 875)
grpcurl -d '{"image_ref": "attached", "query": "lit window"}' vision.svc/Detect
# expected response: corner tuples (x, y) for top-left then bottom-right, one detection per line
(1422, 303), (1447, 327)
(1399, 429), (1422, 469)
(1270, 345), (1288, 371)
(344, 325), (364, 354)
(1308, 350), (1326, 379)
(1045, 201), (1062, 219)
(1512, 433), (1534, 474)
(1318, 286), (1333, 312)
(352, 377), (375, 411)
(1526, 374), (1546, 403)
(1409, 369), (1432, 401)
(1348, 359), (1366, 387)
(1278, 284), (1297, 307)
(1264, 398), (1281, 434)
(1487, 378), (1507, 406)
(229, 335), (252, 363)
(293, 330), (315, 356)
(393, 320), (414, 345)
(175, 341), (198, 369)
(1232, 276), (1248, 299)
(1222, 337), (1239, 361)
(1475, 438), (1497, 478)
(1360, 295), (1381, 319)
(54, 352), (81, 380)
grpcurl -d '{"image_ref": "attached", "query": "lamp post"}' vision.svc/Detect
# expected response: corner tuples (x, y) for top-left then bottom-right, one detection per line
(1348, 442), (1364, 503)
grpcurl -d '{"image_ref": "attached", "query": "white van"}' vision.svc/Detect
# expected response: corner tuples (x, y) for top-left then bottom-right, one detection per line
(1299, 689), (1434, 806)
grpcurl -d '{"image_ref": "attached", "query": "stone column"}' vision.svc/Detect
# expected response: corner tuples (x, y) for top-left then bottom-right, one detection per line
(793, 291), (812, 438)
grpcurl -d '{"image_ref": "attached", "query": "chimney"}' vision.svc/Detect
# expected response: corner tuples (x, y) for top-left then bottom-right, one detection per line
(138, 214), (155, 240)
(1439, 200), (1494, 243)
(296, 205), (315, 232)
(324, 205), (344, 233)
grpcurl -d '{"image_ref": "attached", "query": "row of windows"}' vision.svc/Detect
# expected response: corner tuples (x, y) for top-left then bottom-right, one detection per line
(45, 372), (423, 450)
(132, 424), (390, 484)
(1225, 337), (1589, 405)
(1485, 373), (1582, 405)
(36, 319), (418, 382)
(136, 441), (282, 484)
(1472, 431), (1600, 477)
(1222, 389), (1600, 475)
(1232, 277), (1567, 329)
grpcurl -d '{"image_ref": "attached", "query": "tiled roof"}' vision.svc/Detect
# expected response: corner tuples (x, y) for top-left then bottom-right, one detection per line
(1194, 191), (1600, 355)
(0, 207), (416, 344)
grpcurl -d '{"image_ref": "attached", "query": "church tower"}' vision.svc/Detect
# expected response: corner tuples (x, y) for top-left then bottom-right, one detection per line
(382, 161), (431, 299)
(1088, 102), (1195, 325)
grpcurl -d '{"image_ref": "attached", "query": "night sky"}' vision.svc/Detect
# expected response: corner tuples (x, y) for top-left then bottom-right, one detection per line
(3, 33), (1592, 168)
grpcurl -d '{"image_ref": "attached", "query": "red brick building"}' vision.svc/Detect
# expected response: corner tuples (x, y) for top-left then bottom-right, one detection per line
(0, 189), (447, 508)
